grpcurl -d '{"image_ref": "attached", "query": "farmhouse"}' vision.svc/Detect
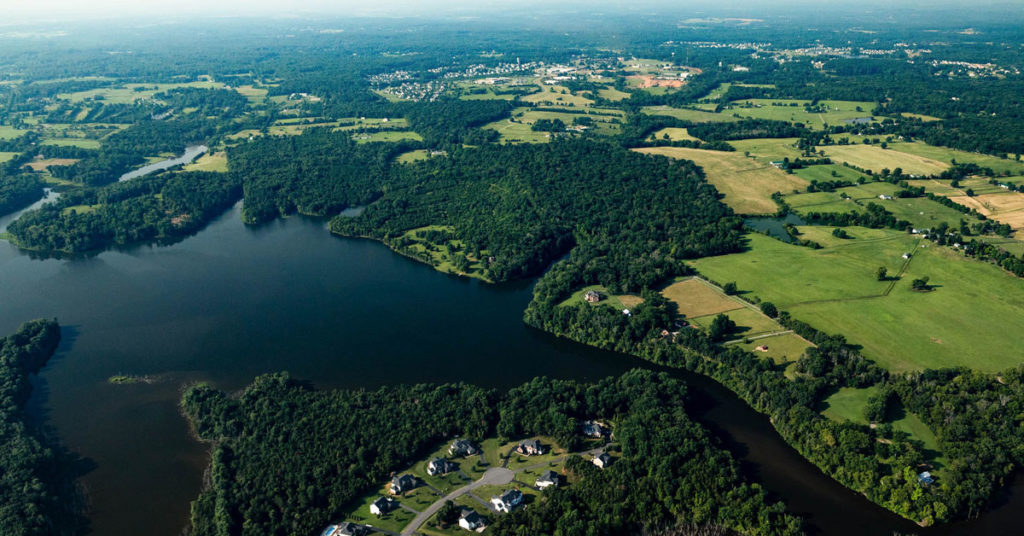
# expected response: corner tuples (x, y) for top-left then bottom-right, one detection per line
(770, 161), (785, 168)
(490, 489), (524, 513)
(427, 457), (456, 476)
(389, 474), (417, 495)
(516, 439), (545, 456)
(584, 290), (602, 303)
(370, 496), (395, 515)
(459, 509), (487, 531)
(536, 470), (562, 489)
(879, 194), (893, 200)
(593, 452), (612, 469)
(449, 439), (478, 457)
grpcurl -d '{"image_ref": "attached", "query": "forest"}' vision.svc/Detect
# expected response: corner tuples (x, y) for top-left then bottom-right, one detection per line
(0, 319), (82, 536)
(183, 370), (801, 536)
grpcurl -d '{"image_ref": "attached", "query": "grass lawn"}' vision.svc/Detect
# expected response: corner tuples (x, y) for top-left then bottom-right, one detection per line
(635, 146), (808, 214)
(353, 130), (423, 143)
(691, 230), (1024, 372)
(660, 277), (743, 318)
(345, 489), (418, 534)
(886, 141), (1024, 176)
(396, 149), (431, 164)
(728, 138), (806, 166)
(734, 333), (812, 364)
(559, 285), (644, 312)
(498, 437), (567, 472)
(181, 152), (228, 172)
(817, 145), (949, 177)
(395, 225), (492, 281)
(690, 307), (783, 339)
(233, 85), (268, 103)
(642, 105), (741, 124)
(61, 204), (102, 215)
(647, 127), (699, 142)
(786, 182), (986, 230)
(41, 138), (102, 149)
(0, 152), (19, 163)
(793, 164), (871, 184)
(419, 495), (490, 536)
(0, 126), (28, 139)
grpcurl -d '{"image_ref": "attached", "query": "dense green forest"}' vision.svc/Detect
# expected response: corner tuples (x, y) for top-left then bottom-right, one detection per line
(0, 319), (82, 535)
(183, 370), (801, 536)
(7, 171), (241, 253)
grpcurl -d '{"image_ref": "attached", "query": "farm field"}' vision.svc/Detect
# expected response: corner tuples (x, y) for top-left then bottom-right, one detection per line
(181, 152), (228, 172)
(886, 141), (1024, 175)
(353, 130), (423, 143)
(690, 307), (782, 338)
(690, 230), (1024, 372)
(949, 192), (1024, 230)
(817, 145), (949, 176)
(40, 138), (102, 149)
(597, 86), (631, 101)
(734, 333), (812, 364)
(58, 81), (225, 104)
(720, 99), (882, 129)
(648, 127), (699, 142)
(660, 277), (743, 318)
(484, 108), (621, 143)
(634, 146), (809, 214)
(792, 164), (871, 184)
(727, 137), (805, 164)
(0, 125), (28, 139)
(642, 105), (741, 123)
(23, 158), (79, 171)
(0, 152), (19, 163)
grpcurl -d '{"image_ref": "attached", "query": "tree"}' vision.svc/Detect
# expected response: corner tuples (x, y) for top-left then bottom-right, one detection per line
(876, 267), (888, 281)
(708, 314), (736, 342)
(436, 500), (460, 527)
(759, 302), (778, 318)
(722, 282), (738, 295)
(911, 276), (931, 291)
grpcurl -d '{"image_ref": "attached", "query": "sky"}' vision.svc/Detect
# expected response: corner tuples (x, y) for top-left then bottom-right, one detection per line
(2, 0), (1020, 23)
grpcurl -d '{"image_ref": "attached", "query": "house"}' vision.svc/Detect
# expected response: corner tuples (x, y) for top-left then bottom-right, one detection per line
(583, 290), (602, 303)
(755, 345), (769, 352)
(581, 420), (606, 438)
(449, 439), (478, 457)
(536, 470), (561, 489)
(322, 522), (369, 536)
(390, 474), (417, 495)
(902, 253), (911, 259)
(879, 194), (893, 200)
(490, 489), (524, 513)
(918, 471), (935, 485)
(593, 452), (612, 469)
(622, 309), (631, 317)
(370, 496), (395, 515)
(459, 509), (487, 531)
(516, 439), (545, 456)
(427, 457), (456, 476)
(769, 161), (785, 168)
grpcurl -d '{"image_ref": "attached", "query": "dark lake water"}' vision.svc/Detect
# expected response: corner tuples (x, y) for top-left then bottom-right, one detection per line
(744, 213), (807, 243)
(0, 202), (1016, 535)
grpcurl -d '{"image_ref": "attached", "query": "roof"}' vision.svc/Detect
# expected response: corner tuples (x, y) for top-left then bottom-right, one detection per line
(497, 489), (523, 503)
(538, 470), (559, 482)
(520, 439), (541, 448)
(460, 509), (483, 522)
(372, 496), (392, 508)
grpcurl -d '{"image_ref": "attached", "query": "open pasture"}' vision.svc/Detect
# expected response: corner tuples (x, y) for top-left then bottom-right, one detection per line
(886, 141), (1024, 175)
(648, 127), (699, 142)
(182, 152), (228, 172)
(635, 146), (808, 214)
(691, 230), (1024, 372)
(642, 105), (741, 124)
(818, 145), (949, 177)
(23, 158), (79, 171)
(734, 332), (812, 364)
(519, 83), (594, 107)
(727, 138), (805, 165)
(721, 99), (883, 129)
(661, 277), (743, 318)
(58, 81), (225, 104)
(950, 192), (1024, 230)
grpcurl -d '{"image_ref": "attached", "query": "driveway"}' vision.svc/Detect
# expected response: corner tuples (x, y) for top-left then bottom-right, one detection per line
(400, 467), (513, 536)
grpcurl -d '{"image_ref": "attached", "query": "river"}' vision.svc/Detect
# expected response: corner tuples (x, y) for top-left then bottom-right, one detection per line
(117, 145), (207, 182)
(0, 203), (1017, 535)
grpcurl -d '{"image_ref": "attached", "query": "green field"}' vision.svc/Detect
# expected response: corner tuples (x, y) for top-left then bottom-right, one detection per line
(40, 138), (102, 149)
(558, 285), (642, 312)
(484, 108), (621, 143)
(635, 146), (808, 214)
(821, 387), (943, 466)
(353, 130), (423, 143)
(792, 164), (871, 184)
(648, 127), (699, 142)
(817, 144), (949, 177)
(597, 86), (631, 101)
(0, 152), (18, 163)
(721, 99), (885, 130)
(642, 105), (741, 123)
(691, 307), (784, 339)
(58, 81), (225, 104)
(181, 152), (228, 172)
(394, 225), (492, 281)
(0, 126), (28, 139)
(734, 333), (812, 364)
(728, 138), (806, 164)
(690, 230), (1024, 372)
(520, 83), (594, 107)
(886, 141), (1024, 175)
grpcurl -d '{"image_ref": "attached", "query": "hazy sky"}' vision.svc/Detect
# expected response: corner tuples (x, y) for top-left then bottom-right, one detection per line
(3, 0), (1017, 23)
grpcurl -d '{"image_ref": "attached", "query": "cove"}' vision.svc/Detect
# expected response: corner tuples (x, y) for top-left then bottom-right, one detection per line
(117, 145), (208, 182)
(0, 202), (1016, 535)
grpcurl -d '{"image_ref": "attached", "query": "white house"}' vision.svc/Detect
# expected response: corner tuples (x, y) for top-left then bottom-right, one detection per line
(593, 452), (612, 469)
(490, 489), (524, 513)
(536, 470), (561, 489)
(370, 496), (394, 515)
(458, 509), (487, 531)
(389, 474), (417, 495)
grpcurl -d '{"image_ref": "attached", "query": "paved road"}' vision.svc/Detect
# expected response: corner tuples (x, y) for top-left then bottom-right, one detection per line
(400, 467), (513, 536)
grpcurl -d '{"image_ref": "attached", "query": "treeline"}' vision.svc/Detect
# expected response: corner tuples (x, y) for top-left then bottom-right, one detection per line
(0, 171), (44, 217)
(7, 170), (241, 253)
(228, 129), (412, 224)
(331, 139), (743, 282)
(183, 370), (801, 536)
(0, 319), (83, 535)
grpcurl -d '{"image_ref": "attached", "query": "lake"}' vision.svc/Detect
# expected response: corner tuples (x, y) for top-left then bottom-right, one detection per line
(117, 145), (207, 182)
(0, 203), (1016, 535)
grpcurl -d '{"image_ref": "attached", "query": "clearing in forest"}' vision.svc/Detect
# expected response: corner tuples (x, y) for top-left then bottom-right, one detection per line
(661, 277), (743, 318)
(634, 146), (809, 214)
